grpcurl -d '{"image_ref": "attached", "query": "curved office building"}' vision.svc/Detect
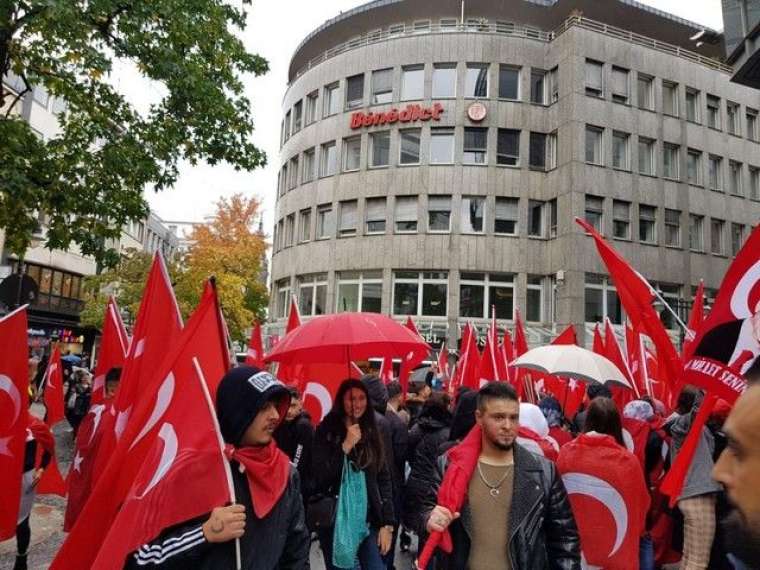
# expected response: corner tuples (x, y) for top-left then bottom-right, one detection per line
(269, 0), (760, 348)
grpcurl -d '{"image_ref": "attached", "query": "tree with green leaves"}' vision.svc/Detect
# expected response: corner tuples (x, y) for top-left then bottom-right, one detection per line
(0, 1), (267, 268)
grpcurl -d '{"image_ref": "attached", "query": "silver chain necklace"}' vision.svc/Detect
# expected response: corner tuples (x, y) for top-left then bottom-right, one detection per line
(477, 461), (512, 497)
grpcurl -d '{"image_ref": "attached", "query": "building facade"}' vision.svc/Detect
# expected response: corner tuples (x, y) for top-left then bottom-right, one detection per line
(269, 0), (760, 348)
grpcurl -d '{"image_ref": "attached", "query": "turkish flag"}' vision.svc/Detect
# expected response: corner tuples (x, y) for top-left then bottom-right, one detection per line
(245, 321), (265, 368)
(92, 346), (231, 569)
(286, 295), (301, 334)
(91, 297), (129, 405)
(576, 217), (682, 395)
(477, 333), (499, 385)
(543, 327), (585, 418)
(28, 417), (66, 497)
(622, 417), (651, 471)
(460, 325), (481, 390)
(437, 344), (450, 384)
(399, 318), (427, 394)
(42, 346), (65, 426)
(682, 281), (705, 362)
(299, 362), (363, 425)
(558, 433), (650, 569)
(513, 311), (531, 399)
(404, 316), (420, 337)
(0, 307), (30, 540)
(603, 319), (638, 409)
(50, 281), (229, 570)
(379, 356), (395, 384)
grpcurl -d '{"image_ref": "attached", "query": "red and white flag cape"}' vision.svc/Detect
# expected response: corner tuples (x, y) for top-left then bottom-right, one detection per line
(42, 345), (65, 426)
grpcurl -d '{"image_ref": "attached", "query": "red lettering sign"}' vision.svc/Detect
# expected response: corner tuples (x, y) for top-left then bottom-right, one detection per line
(349, 103), (444, 129)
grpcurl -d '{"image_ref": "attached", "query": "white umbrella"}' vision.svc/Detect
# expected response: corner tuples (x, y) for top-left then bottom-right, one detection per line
(512, 345), (632, 388)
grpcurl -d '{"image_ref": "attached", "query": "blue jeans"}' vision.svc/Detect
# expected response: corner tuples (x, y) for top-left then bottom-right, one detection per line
(639, 534), (655, 570)
(318, 527), (386, 570)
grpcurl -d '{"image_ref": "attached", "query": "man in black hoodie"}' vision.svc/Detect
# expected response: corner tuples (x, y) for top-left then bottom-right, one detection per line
(274, 386), (314, 498)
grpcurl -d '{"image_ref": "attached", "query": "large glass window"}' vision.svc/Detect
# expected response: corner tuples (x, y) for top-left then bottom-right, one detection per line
(497, 129), (520, 166)
(689, 214), (704, 251)
(585, 126), (603, 165)
(494, 198), (518, 235)
(298, 274), (327, 317)
(526, 276), (544, 322)
(585, 59), (603, 97)
(320, 141), (337, 177)
(302, 148), (315, 183)
(342, 136), (361, 172)
(323, 82), (340, 117)
(427, 195), (452, 232)
(708, 155), (723, 190)
(665, 209), (681, 247)
(528, 200), (545, 237)
(711, 218), (725, 255)
(299, 209), (311, 242)
(292, 100), (303, 132)
(463, 127), (487, 164)
(729, 160), (743, 195)
(637, 73), (653, 110)
(499, 66), (520, 100)
(460, 272), (514, 319)
(750, 167), (760, 200)
(399, 129), (421, 165)
(369, 131), (390, 167)
(338, 200), (358, 237)
(687, 149), (702, 185)
(393, 271), (448, 317)
(430, 128), (455, 164)
(747, 108), (758, 141)
(611, 66), (629, 104)
(530, 69), (546, 104)
(275, 279), (291, 319)
(662, 81), (678, 116)
(401, 65), (424, 101)
(305, 91), (318, 125)
(465, 64), (488, 98)
(584, 195), (604, 233)
(612, 131), (629, 169)
(432, 63), (457, 98)
(638, 137), (655, 175)
(371, 68), (393, 105)
(639, 205), (657, 244)
(337, 271), (382, 313)
(285, 214), (295, 247)
(317, 204), (335, 239)
(686, 88), (700, 122)
(612, 200), (630, 239)
(365, 197), (386, 234)
(663, 143), (679, 180)
(345, 74), (364, 110)
(529, 132), (546, 170)
(585, 274), (623, 324)
(461, 196), (485, 234)
(707, 95), (721, 129)
(394, 196), (418, 233)
(288, 156), (299, 189)
(731, 223), (745, 256)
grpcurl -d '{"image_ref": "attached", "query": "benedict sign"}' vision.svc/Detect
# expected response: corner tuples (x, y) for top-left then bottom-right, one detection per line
(350, 102), (444, 129)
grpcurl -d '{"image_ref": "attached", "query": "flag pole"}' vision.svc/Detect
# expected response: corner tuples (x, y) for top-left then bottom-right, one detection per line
(650, 287), (689, 332)
(193, 357), (242, 570)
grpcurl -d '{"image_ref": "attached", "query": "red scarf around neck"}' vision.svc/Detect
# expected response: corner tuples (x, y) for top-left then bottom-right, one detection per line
(224, 441), (290, 519)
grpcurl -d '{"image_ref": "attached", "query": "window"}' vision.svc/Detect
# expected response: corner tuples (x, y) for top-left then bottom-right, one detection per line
(459, 272), (514, 319)
(399, 129), (421, 165)
(393, 271), (448, 317)
(689, 214), (704, 251)
(369, 131), (390, 167)
(343, 136), (361, 172)
(585, 59), (603, 97)
(585, 274), (623, 324)
(371, 68), (393, 105)
(546, 132), (558, 170)
(612, 200), (631, 239)
(657, 283), (681, 329)
(432, 64), (457, 98)
(639, 205), (656, 243)
(711, 218), (725, 255)
(663, 143), (679, 180)
(529, 132), (546, 170)
(665, 209), (681, 247)
(336, 271), (382, 313)
(729, 161), (743, 195)
(526, 276), (544, 322)
(279, 165), (287, 196)
(344, 74), (364, 110)
(365, 197), (386, 234)
(299, 209), (311, 242)
(465, 63), (488, 98)
(305, 91), (318, 125)
(498, 66), (520, 100)
(323, 82), (340, 117)
(750, 167), (760, 200)
(275, 279), (291, 319)
(338, 200), (358, 237)
(282, 111), (291, 142)
(707, 95), (721, 129)
(687, 149), (702, 185)
(292, 100), (303, 132)
(427, 195), (452, 232)
(317, 204), (335, 239)
(549, 198), (558, 238)
(747, 108), (758, 141)
(612, 131), (629, 169)
(401, 65), (424, 101)
(585, 195), (604, 233)
(302, 148), (315, 183)
(662, 81), (678, 116)
(585, 126), (603, 165)
(548, 66), (559, 104)
(611, 66), (629, 104)
(284, 214), (295, 247)
(288, 156), (299, 189)
(530, 69), (546, 104)
(440, 18), (457, 30)
(528, 200), (545, 237)
(686, 88), (700, 122)
(494, 198), (518, 235)
(463, 127), (487, 164)
(637, 73), (654, 110)
(638, 137), (655, 175)
(394, 196), (418, 232)
(731, 223), (745, 256)
(461, 196), (485, 233)
(430, 128), (455, 164)
(320, 141), (337, 176)
(298, 274), (327, 317)
(708, 155), (723, 190)
(497, 129), (520, 166)
(727, 102), (740, 135)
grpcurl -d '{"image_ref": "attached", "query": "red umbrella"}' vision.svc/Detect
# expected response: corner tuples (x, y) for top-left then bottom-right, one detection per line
(265, 312), (430, 366)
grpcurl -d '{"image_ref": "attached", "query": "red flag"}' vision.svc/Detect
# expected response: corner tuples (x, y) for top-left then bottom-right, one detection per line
(558, 433), (650, 569)
(245, 321), (265, 368)
(0, 307), (30, 539)
(500, 329), (516, 387)
(592, 323), (606, 355)
(543, 327), (585, 417)
(379, 356), (395, 384)
(513, 311), (529, 356)
(477, 334), (499, 386)
(92, 354), (231, 569)
(31, 417), (66, 497)
(42, 345), (65, 426)
(286, 295), (301, 334)
(461, 326), (481, 390)
(682, 281), (705, 361)
(91, 297), (129, 405)
(553, 325), (577, 345)
(604, 318), (639, 404)
(399, 318), (428, 395)
(51, 282), (228, 570)
(437, 344), (450, 384)
(404, 316), (421, 337)
(576, 217), (682, 394)
(300, 362), (363, 425)
(513, 311), (531, 398)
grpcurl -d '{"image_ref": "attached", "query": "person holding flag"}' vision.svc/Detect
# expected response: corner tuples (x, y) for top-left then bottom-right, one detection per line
(124, 366), (310, 569)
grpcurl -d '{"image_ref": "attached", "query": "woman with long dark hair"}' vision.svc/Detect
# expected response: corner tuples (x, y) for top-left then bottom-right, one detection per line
(311, 379), (395, 570)
(583, 395), (626, 446)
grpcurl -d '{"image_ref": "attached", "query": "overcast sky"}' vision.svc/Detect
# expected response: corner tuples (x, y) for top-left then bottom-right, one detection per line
(138, 0), (724, 235)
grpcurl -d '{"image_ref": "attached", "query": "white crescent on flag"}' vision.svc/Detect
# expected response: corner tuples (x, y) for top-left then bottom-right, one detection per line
(0, 374), (21, 425)
(135, 422), (178, 499)
(303, 382), (332, 423)
(130, 373), (175, 450)
(730, 259), (760, 319)
(87, 404), (107, 446)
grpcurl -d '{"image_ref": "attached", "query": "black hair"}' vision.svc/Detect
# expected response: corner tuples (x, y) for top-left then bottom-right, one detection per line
(105, 367), (122, 384)
(584, 397), (625, 447)
(676, 385), (699, 415)
(286, 385), (300, 399)
(476, 382), (518, 411)
(387, 380), (402, 400)
(329, 378), (385, 471)
(586, 383), (613, 401)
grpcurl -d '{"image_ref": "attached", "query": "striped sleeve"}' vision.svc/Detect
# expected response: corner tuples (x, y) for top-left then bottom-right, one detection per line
(131, 525), (206, 567)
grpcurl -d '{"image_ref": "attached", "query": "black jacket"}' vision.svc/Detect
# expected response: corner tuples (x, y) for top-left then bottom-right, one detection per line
(312, 412), (395, 528)
(385, 408), (408, 494)
(274, 411), (314, 496)
(416, 443), (581, 570)
(124, 464), (310, 570)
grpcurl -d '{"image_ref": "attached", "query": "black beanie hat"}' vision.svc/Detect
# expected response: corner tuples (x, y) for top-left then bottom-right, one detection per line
(215, 366), (290, 446)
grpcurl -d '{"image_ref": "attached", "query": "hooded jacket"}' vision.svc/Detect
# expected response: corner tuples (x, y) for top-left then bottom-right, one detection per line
(274, 410), (314, 497)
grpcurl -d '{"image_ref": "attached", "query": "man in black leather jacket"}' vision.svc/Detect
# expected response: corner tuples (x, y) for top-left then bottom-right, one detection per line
(417, 382), (580, 570)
